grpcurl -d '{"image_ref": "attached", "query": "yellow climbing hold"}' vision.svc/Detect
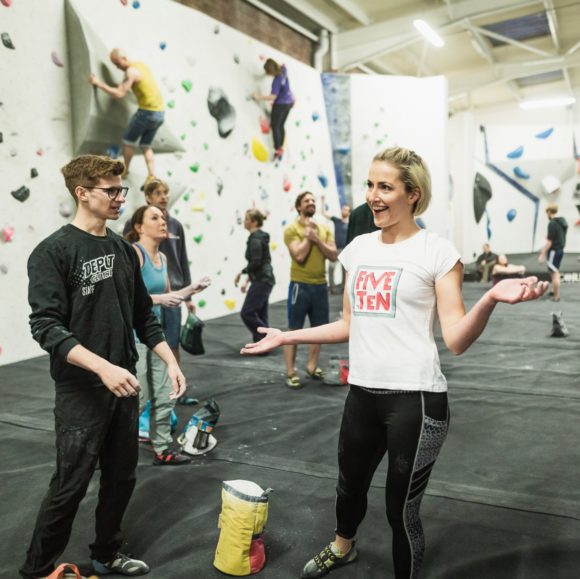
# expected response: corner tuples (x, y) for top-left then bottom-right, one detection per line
(251, 137), (269, 163)
(224, 299), (236, 310)
(270, 242), (278, 251)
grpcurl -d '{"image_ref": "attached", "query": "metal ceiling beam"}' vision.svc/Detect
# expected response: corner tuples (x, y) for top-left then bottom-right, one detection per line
(448, 51), (580, 97)
(327, 0), (371, 26)
(274, 0), (340, 34)
(242, 0), (320, 40)
(543, 0), (560, 52)
(470, 24), (554, 58)
(333, 0), (543, 70)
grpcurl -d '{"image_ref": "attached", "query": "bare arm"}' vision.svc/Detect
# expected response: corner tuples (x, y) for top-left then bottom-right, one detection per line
(287, 237), (313, 265)
(538, 238), (552, 263)
(436, 262), (548, 355)
(305, 223), (337, 262)
(241, 274), (352, 355)
(252, 92), (277, 102)
(89, 66), (139, 99)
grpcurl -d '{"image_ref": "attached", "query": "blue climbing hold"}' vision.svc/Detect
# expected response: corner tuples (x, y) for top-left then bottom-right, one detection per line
(507, 208), (517, 222)
(513, 166), (530, 179)
(506, 146), (524, 159)
(535, 128), (554, 139)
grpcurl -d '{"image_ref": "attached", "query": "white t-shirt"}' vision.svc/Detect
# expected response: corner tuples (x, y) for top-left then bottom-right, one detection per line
(339, 229), (461, 392)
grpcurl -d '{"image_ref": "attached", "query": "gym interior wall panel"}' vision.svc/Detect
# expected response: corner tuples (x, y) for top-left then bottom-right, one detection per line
(0, 0), (338, 366)
(348, 74), (450, 239)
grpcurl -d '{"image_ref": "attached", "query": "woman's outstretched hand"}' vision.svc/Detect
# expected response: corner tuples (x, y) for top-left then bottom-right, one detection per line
(240, 327), (283, 355)
(489, 276), (549, 304)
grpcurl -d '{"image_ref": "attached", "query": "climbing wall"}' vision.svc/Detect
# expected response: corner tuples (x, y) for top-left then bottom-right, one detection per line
(0, 0), (338, 365)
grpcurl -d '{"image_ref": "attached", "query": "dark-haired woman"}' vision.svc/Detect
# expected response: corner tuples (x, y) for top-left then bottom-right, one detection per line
(126, 205), (210, 465)
(235, 209), (275, 343)
(252, 58), (295, 160)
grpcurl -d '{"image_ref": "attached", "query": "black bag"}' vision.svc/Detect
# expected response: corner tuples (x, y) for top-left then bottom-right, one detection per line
(180, 313), (206, 355)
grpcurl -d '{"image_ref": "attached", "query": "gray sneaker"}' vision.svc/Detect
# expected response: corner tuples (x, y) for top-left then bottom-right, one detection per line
(92, 552), (150, 576)
(300, 542), (358, 578)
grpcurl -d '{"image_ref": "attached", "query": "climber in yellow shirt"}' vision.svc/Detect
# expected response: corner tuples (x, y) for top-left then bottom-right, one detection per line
(89, 48), (165, 179)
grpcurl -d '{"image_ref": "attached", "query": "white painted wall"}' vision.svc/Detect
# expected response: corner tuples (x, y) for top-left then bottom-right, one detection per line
(350, 75), (450, 239)
(0, 0), (339, 366)
(449, 103), (580, 261)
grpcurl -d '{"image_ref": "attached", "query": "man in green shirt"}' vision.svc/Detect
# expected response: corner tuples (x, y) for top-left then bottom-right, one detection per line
(283, 192), (337, 389)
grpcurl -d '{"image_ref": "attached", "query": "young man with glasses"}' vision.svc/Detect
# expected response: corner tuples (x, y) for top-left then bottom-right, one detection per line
(89, 48), (165, 179)
(21, 155), (186, 578)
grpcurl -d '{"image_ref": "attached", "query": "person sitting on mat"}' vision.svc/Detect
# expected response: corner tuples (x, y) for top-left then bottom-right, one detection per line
(475, 242), (497, 283)
(491, 254), (526, 284)
(126, 205), (210, 465)
(241, 146), (548, 579)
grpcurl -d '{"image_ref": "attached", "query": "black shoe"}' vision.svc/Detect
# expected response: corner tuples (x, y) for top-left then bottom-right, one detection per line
(153, 449), (192, 466)
(300, 542), (358, 578)
(177, 395), (199, 406)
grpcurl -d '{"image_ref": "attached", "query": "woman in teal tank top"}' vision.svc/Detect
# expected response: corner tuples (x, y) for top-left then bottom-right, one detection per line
(126, 205), (210, 465)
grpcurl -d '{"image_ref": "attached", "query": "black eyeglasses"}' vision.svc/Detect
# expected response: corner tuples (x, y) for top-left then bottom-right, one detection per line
(83, 186), (129, 199)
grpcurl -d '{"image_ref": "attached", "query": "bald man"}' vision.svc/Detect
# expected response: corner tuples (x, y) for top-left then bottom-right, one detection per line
(89, 48), (165, 179)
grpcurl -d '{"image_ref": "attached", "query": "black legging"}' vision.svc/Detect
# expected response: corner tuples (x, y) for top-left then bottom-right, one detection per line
(270, 103), (292, 150)
(336, 386), (449, 579)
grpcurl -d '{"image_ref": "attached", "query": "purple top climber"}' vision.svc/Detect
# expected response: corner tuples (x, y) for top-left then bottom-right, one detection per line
(271, 65), (294, 105)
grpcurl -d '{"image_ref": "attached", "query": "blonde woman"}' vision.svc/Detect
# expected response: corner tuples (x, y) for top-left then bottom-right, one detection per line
(242, 147), (547, 578)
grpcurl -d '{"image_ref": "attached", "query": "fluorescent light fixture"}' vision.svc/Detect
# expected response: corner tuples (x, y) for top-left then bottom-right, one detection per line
(413, 19), (445, 48)
(519, 96), (576, 110)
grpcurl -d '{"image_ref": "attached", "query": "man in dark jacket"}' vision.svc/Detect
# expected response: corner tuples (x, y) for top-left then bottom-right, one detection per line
(476, 243), (498, 283)
(538, 203), (568, 302)
(21, 155), (186, 578)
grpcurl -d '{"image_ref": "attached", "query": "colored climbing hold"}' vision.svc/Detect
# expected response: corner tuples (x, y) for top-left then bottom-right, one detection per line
(2, 226), (14, 242)
(318, 174), (328, 188)
(182, 79), (192, 92)
(214, 25), (220, 34)
(36, 148), (44, 156)
(183, 193), (190, 202)
(259, 117), (270, 134)
(59, 200), (74, 218)
(132, 1), (140, 8)
(216, 177), (224, 195)
(506, 146), (523, 159)
(535, 128), (554, 139)
(251, 137), (269, 163)
(30, 168), (38, 178)
(221, 289), (226, 295)
(224, 299), (236, 310)
(189, 163), (200, 173)
(198, 300), (206, 308)
(180, 134), (187, 141)
(415, 217), (426, 229)
(312, 111), (320, 122)
(507, 208), (517, 222)
(207, 87), (236, 138)
(513, 166), (530, 179)
(120, 0), (128, 5)
(0, 264), (7, 274)
(283, 176), (291, 192)
(11, 186), (30, 202)
(159, 41), (167, 50)
(270, 242), (277, 251)
(206, 214), (212, 222)
(233, 54), (240, 64)
(1, 0), (13, 6)
(51, 51), (64, 67)
(193, 234), (203, 244)
(295, 120), (301, 127)
(203, 143), (209, 150)
(1, 32), (15, 49)
(167, 100), (175, 109)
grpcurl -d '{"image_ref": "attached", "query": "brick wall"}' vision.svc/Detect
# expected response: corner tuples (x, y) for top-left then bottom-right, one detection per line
(174, 0), (315, 65)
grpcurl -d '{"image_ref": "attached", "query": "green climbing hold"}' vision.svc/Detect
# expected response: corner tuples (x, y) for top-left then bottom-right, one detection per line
(198, 299), (206, 308)
(193, 234), (203, 244)
(182, 80), (192, 92)
(189, 163), (200, 173)
(183, 193), (190, 201)
(191, 120), (197, 127)
(167, 100), (175, 109)
(203, 143), (209, 150)
(180, 134), (187, 141)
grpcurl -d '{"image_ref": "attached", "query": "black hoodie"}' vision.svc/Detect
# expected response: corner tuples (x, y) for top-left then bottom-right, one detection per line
(548, 216), (568, 251)
(242, 229), (275, 285)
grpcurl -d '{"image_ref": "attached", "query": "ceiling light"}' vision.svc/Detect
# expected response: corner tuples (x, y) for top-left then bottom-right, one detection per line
(413, 19), (445, 48)
(519, 97), (576, 110)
